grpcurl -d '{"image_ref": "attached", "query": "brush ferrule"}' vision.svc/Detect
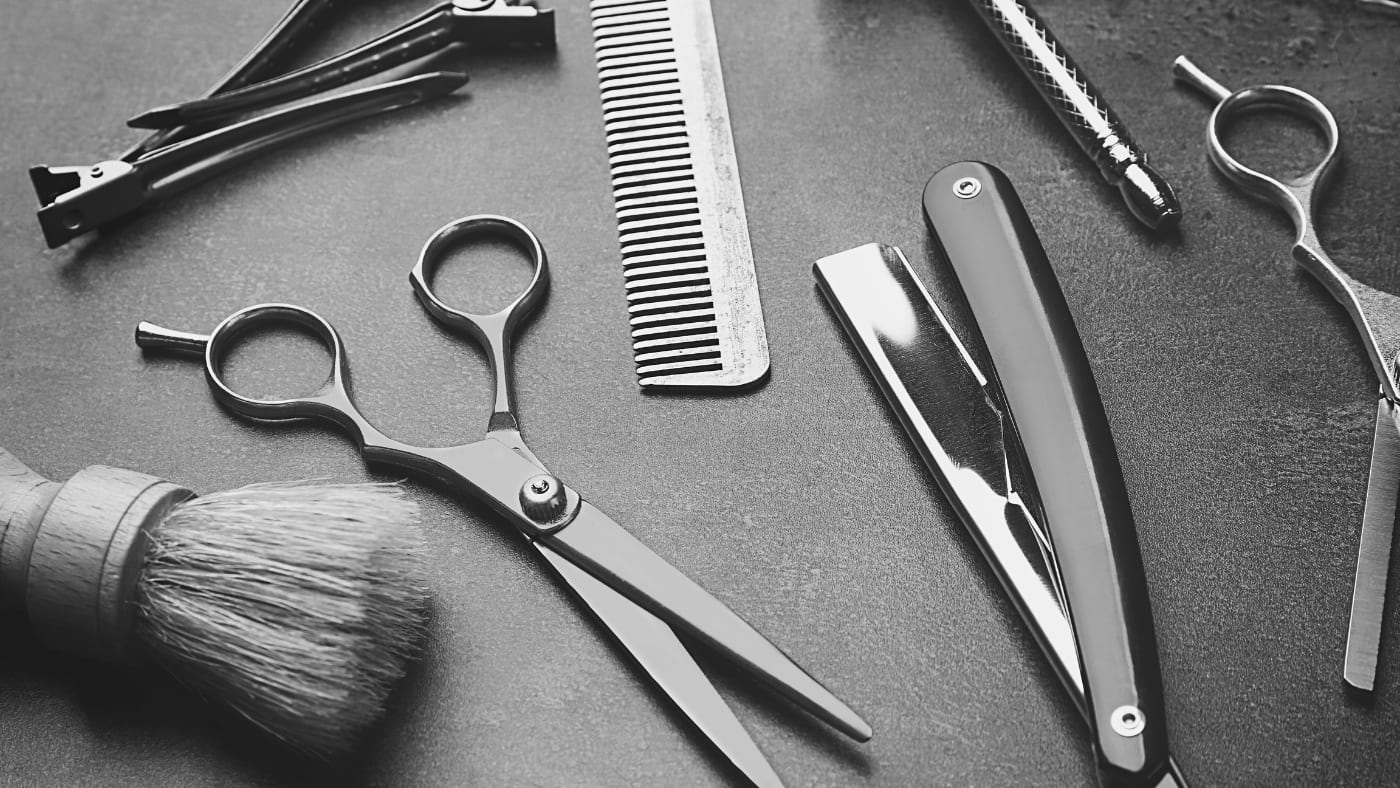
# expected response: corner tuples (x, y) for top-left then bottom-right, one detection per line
(25, 466), (193, 664)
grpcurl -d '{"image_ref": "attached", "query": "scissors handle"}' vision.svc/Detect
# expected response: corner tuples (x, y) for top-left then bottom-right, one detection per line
(136, 304), (581, 536)
(1172, 56), (1340, 240)
(136, 304), (394, 449)
(135, 303), (458, 480)
(1173, 57), (1400, 400)
(409, 215), (549, 435)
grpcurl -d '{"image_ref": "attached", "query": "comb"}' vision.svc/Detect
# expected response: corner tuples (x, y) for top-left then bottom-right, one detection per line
(589, 0), (771, 390)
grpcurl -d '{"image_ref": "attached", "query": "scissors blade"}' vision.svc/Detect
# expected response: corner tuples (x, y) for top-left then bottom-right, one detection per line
(535, 541), (785, 788)
(541, 503), (873, 742)
(1345, 394), (1400, 690)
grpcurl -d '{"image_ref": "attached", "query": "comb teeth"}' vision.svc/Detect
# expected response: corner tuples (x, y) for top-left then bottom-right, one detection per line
(590, 0), (770, 390)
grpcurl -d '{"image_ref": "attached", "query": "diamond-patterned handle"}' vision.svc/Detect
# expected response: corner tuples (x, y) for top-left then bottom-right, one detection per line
(970, 0), (1137, 178)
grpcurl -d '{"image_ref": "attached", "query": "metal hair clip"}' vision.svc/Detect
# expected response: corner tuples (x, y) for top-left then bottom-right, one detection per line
(29, 0), (554, 249)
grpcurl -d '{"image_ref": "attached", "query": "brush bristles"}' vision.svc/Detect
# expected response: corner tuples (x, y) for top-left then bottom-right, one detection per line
(134, 480), (428, 758)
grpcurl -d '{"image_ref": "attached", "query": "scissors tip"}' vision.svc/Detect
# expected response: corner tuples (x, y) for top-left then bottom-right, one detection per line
(1345, 675), (1375, 692)
(821, 705), (873, 742)
(848, 718), (874, 743)
(1344, 654), (1377, 691)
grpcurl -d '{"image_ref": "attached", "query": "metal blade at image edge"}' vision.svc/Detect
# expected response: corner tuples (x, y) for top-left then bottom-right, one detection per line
(1345, 395), (1400, 690)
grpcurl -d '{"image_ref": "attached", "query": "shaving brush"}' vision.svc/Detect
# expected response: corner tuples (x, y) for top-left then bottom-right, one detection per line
(0, 445), (429, 758)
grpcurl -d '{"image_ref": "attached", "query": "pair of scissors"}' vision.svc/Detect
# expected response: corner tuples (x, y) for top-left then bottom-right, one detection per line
(1173, 57), (1400, 692)
(134, 215), (871, 786)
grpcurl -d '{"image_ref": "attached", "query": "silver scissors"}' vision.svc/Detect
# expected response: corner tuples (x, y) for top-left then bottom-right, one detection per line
(1174, 57), (1400, 692)
(135, 215), (871, 786)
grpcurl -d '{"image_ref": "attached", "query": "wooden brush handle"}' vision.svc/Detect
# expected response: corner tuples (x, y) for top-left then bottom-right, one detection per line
(0, 446), (62, 609)
(0, 445), (193, 663)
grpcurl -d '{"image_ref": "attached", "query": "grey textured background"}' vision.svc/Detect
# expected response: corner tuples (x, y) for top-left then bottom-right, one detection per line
(3, 1), (1399, 785)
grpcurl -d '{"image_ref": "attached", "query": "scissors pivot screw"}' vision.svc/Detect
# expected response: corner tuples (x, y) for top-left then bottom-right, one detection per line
(520, 474), (566, 522)
(1109, 705), (1145, 737)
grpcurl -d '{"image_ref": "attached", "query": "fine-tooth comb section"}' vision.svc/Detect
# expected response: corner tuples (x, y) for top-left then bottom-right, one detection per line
(590, 0), (771, 390)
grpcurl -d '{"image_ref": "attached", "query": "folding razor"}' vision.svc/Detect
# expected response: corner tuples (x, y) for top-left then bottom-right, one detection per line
(815, 161), (1187, 787)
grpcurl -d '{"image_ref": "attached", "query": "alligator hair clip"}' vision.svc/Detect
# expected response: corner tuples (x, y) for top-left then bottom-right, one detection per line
(29, 0), (554, 249)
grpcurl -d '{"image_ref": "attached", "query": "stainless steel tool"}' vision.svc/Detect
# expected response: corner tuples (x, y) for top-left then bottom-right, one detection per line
(1358, 0), (1400, 17)
(31, 74), (465, 249)
(1174, 56), (1400, 692)
(128, 0), (554, 131)
(589, 0), (771, 389)
(137, 215), (869, 788)
(964, 0), (1180, 231)
(30, 0), (553, 248)
(815, 161), (1188, 786)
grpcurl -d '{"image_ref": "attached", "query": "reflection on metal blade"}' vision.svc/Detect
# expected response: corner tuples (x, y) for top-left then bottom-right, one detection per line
(813, 243), (1084, 716)
(535, 541), (785, 788)
(1345, 395), (1400, 690)
(543, 502), (873, 742)
(819, 245), (1010, 489)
